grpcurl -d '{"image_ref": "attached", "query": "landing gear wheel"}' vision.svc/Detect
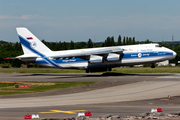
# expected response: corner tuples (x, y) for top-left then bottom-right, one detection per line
(86, 69), (89, 73)
(108, 68), (112, 71)
(151, 63), (155, 68)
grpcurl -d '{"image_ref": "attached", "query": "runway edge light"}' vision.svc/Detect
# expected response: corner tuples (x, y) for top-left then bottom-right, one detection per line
(151, 108), (162, 113)
(24, 114), (31, 119)
(77, 111), (85, 117)
(24, 114), (39, 119)
(85, 111), (92, 116)
(32, 114), (39, 119)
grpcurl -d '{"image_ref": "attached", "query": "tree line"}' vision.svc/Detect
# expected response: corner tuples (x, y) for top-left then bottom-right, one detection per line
(41, 36), (152, 51)
(0, 34), (179, 67)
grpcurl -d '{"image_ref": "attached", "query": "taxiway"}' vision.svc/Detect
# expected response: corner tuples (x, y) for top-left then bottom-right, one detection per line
(0, 73), (180, 120)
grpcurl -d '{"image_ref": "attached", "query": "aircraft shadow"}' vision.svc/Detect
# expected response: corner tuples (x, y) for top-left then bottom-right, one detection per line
(14, 73), (174, 78)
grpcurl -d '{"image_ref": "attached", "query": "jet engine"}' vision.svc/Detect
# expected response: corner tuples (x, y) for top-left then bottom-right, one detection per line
(89, 55), (103, 64)
(106, 53), (120, 62)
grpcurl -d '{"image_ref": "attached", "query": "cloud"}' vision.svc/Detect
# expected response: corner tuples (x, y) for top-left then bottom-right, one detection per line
(0, 15), (9, 19)
(0, 14), (45, 20)
(20, 15), (33, 20)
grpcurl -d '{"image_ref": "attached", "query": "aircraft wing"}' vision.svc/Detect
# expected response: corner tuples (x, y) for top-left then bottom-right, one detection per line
(50, 47), (123, 59)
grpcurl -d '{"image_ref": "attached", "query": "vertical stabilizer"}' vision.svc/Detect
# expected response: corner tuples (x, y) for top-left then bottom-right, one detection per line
(16, 27), (51, 54)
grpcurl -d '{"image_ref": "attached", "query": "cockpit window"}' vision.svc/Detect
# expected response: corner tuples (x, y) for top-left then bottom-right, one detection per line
(155, 44), (162, 47)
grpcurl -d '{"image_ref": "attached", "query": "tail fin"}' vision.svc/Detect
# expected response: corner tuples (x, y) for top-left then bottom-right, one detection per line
(16, 27), (51, 55)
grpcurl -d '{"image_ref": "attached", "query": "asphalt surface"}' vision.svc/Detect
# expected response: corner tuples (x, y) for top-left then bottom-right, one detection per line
(0, 73), (180, 120)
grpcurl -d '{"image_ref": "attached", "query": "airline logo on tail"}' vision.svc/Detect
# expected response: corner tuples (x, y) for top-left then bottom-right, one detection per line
(31, 41), (37, 48)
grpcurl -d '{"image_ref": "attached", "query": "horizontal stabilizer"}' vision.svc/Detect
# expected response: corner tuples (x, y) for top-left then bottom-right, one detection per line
(3, 57), (16, 59)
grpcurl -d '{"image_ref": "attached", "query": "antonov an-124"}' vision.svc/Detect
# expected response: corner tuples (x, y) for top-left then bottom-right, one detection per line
(10, 27), (177, 73)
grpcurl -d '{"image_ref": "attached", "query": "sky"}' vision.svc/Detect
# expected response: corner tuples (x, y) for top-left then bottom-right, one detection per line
(0, 0), (180, 43)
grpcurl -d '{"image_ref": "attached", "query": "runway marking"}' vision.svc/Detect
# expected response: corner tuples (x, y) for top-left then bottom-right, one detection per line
(160, 99), (169, 100)
(40, 110), (85, 114)
(168, 103), (174, 105)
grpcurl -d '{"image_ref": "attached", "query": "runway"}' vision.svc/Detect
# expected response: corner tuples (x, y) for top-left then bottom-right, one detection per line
(0, 73), (180, 119)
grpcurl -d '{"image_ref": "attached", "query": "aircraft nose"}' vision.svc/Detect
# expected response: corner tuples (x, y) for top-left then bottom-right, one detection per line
(173, 51), (177, 57)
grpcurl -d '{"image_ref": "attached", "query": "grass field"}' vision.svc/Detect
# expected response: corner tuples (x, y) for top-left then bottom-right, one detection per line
(0, 81), (96, 95)
(0, 67), (179, 73)
(0, 68), (85, 73)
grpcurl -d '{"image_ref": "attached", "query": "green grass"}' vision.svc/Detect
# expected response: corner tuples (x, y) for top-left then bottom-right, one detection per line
(0, 67), (180, 73)
(0, 68), (86, 73)
(0, 81), (96, 95)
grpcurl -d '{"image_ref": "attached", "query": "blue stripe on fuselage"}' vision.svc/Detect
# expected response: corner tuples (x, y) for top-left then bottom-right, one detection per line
(34, 51), (173, 66)
(122, 52), (173, 59)
(35, 58), (87, 65)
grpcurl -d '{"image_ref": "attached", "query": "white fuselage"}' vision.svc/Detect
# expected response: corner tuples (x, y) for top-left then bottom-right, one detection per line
(15, 28), (177, 72)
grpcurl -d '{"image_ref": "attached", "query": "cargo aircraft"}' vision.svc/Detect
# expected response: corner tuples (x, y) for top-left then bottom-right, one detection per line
(10, 27), (177, 73)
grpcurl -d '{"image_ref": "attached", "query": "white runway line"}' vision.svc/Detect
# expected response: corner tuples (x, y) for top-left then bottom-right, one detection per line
(157, 74), (180, 79)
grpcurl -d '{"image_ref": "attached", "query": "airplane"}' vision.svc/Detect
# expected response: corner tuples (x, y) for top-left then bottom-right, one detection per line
(9, 27), (177, 73)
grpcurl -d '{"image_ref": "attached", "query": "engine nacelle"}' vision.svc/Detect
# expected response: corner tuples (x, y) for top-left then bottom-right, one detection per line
(106, 53), (120, 62)
(89, 55), (103, 64)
